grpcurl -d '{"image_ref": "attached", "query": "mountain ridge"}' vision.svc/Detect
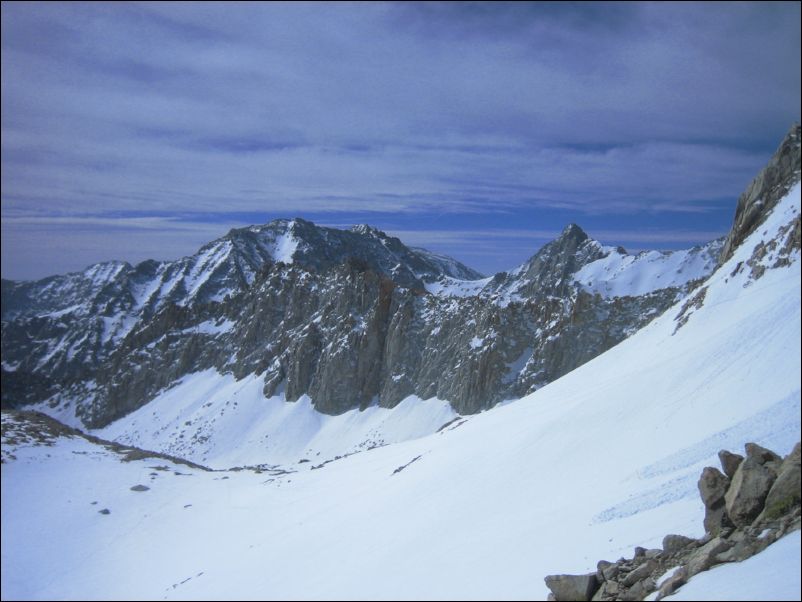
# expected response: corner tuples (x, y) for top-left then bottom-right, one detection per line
(2, 125), (799, 450)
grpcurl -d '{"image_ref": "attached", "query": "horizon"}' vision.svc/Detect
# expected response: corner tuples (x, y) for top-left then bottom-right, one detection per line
(2, 2), (800, 280)
(3, 211), (732, 283)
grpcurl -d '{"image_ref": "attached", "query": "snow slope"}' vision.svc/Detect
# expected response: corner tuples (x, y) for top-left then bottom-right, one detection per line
(2, 185), (800, 601)
(573, 239), (723, 298)
(95, 369), (457, 469)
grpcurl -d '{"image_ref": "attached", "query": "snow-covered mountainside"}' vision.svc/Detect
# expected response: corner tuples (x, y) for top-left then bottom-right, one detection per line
(573, 239), (723, 299)
(2, 218), (717, 433)
(2, 173), (799, 601)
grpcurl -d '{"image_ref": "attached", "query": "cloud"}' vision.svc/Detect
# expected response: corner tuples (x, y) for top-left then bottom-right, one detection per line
(1, 2), (799, 279)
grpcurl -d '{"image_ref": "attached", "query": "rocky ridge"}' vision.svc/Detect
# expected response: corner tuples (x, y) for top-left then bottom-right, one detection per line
(544, 441), (802, 601)
(2, 220), (711, 428)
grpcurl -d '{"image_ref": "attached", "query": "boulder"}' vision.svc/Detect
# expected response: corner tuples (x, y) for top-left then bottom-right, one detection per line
(744, 442), (782, 465)
(622, 558), (656, 587)
(590, 579), (619, 600)
(686, 537), (732, 577)
(662, 533), (696, 555)
(757, 442), (801, 523)
(595, 560), (614, 583)
(698, 466), (732, 534)
(544, 573), (599, 601)
(656, 567), (687, 600)
(623, 578), (655, 601)
(718, 450), (744, 479)
(725, 451), (778, 527)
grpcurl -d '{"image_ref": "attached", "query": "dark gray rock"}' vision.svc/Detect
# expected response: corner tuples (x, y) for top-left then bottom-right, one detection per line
(698, 466), (732, 535)
(591, 579), (619, 600)
(595, 560), (614, 583)
(622, 558), (656, 587)
(544, 573), (599, 602)
(757, 442), (801, 523)
(719, 123), (801, 265)
(662, 534), (697, 555)
(622, 577), (655, 601)
(725, 450), (778, 527)
(686, 537), (733, 577)
(130, 484), (150, 492)
(656, 567), (687, 600)
(718, 450), (744, 479)
(744, 442), (783, 465)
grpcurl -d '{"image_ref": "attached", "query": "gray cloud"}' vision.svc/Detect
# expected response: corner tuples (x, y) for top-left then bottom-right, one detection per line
(1, 2), (799, 280)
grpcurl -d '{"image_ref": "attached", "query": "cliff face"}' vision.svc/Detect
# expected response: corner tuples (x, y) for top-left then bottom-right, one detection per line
(719, 124), (801, 265)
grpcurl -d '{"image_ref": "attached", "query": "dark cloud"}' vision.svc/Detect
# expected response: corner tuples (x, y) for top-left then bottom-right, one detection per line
(1, 2), (799, 279)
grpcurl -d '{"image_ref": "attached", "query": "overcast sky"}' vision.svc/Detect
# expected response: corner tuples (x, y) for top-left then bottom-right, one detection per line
(2, 2), (800, 280)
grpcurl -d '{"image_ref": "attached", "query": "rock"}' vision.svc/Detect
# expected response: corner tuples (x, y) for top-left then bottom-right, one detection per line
(698, 466), (729, 506)
(757, 442), (801, 523)
(623, 577), (655, 601)
(656, 567), (687, 600)
(592, 581), (621, 601)
(596, 560), (613, 583)
(633, 546), (646, 559)
(622, 558), (656, 587)
(698, 466), (732, 535)
(544, 573), (599, 601)
(662, 533), (696, 555)
(644, 548), (662, 559)
(601, 563), (619, 582)
(725, 450), (778, 527)
(745, 442), (783, 465)
(98, 508), (110, 515)
(718, 450), (744, 479)
(686, 537), (732, 577)
(130, 484), (150, 492)
(719, 123), (802, 265)
(714, 533), (759, 563)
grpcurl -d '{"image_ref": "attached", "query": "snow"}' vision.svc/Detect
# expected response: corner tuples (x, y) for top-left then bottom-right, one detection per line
(266, 221), (299, 264)
(179, 319), (236, 336)
(573, 240), (722, 298)
(95, 369), (457, 468)
(2, 185), (800, 601)
(423, 275), (492, 297)
(183, 241), (232, 300)
(661, 530), (801, 601)
(469, 336), (484, 349)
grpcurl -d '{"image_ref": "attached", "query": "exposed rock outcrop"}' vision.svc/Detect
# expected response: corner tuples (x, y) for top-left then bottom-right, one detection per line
(719, 123), (801, 265)
(544, 442), (801, 601)
(698, 466), (732, 535)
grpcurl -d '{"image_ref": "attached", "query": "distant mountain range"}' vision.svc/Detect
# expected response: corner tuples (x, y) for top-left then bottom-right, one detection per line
(1, 125), (799, 460)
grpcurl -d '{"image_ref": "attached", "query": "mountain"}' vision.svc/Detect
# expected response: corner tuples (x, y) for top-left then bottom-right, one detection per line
(3, 216), (716, 438)
(2, 131), (799, 601)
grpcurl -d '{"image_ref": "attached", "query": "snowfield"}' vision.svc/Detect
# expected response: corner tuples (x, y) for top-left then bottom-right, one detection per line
(95, 369), (458, 469)
(2, 184), (800, 601)
(573, 238), (723, 298)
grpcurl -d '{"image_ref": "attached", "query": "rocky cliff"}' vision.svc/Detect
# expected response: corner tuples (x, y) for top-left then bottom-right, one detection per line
(2, 218), (715, 428)
(719, 123), (801, 265)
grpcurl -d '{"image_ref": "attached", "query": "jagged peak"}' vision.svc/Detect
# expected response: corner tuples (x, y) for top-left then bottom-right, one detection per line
(349, 223), (387, 237)
(719, 123), (802, 265)
(558, 223), (589, 243)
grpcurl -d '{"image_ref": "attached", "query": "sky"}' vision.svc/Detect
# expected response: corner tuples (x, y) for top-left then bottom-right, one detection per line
(1, 2), (800, 281)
